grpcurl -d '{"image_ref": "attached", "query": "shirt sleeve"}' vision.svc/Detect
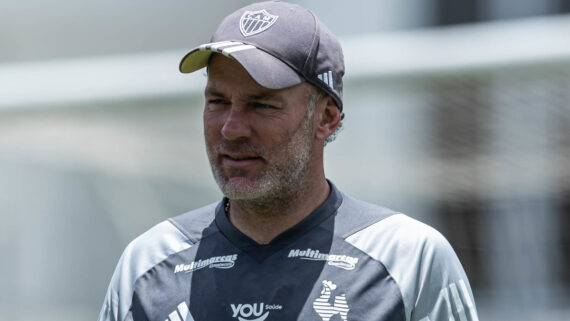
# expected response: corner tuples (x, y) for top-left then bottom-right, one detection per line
(97, 220), (193, 321)
(98, 290), (118, 321)
(97, 246), (131, 321)
(408, 224), (479, 321)
(346, 213), (479, 321)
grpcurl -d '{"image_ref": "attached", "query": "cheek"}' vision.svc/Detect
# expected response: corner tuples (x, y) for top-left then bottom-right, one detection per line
(203, 112), (223, 137)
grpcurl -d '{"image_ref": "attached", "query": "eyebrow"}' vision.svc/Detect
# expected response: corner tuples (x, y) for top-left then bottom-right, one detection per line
(204, 87), (225, 98)
(247, 91), (281, 101)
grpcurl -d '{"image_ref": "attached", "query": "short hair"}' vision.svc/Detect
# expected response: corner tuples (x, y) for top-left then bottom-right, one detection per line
(307, 86), (343, 145)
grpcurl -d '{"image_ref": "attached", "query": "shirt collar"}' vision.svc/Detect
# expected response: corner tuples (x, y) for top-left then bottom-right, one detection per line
(214, 180), (343, 249)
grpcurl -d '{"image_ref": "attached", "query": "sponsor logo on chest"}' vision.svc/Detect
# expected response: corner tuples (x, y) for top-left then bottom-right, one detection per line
(288, 248), (359, 270)
(230, 302), (283, 321)
(174, 254), (238, 273)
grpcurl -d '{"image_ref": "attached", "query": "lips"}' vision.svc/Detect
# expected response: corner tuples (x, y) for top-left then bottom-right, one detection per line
(225, 154), (259, 160)
(222, 153), (264, 168)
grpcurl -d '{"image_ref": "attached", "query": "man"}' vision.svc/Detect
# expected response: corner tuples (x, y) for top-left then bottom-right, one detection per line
(99, 1), (479, 321)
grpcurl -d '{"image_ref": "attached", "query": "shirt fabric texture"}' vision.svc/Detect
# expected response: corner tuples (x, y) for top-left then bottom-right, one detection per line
(98, 182), (479, 321)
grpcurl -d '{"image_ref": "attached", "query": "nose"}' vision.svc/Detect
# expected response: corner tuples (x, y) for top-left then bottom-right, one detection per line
(221, 106), (251, 140)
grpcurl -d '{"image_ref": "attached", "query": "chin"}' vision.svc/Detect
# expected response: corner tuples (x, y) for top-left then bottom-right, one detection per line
(218, 176), (275, 200)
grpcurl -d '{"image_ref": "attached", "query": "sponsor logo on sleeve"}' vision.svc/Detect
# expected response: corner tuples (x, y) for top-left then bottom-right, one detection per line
(174, 254), (238, 273)
(288, 248), (358, 270)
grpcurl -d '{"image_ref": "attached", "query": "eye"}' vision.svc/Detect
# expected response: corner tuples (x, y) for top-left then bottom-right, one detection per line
(208, 98), (229, 105)
(252, 102), (276, 109)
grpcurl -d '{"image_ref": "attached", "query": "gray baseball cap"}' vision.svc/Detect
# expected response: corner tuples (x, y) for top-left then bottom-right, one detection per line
(179, 0), (345, 110)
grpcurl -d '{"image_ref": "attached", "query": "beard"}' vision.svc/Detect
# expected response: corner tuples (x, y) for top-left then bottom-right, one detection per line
(206, 113), (314, 204)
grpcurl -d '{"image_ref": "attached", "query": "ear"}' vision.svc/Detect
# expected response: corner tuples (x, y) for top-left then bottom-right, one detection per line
(314, 95), (341, 142)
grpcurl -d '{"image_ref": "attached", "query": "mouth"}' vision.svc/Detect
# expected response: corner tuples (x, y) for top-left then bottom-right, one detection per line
(224, 154), (260, 160)
(222, 153), (264, 168)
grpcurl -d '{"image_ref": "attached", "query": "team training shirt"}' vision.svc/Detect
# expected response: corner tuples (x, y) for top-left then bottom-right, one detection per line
(99, 183), (479, 321)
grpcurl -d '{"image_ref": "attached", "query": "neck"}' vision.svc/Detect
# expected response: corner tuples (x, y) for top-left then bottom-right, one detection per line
(226, 176), (330, 245)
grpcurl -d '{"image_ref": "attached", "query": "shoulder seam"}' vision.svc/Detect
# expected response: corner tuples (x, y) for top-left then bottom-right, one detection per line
(168, 218), (199, 244)
(342, 212), (403, 239)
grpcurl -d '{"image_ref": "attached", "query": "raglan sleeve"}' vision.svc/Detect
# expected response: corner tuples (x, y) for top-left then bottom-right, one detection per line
(97, 219), (194, 321)
(97, 242), (136, 321)
(345, 212), (480, 321)
(98, 285), (118, 321)
(409, 226), (479, 321)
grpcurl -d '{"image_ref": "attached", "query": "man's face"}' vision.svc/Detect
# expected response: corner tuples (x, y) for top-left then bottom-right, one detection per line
(204, 54), (317, 201)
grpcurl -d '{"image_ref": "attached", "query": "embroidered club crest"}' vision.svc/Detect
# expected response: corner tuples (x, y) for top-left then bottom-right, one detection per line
(240, 9), (279, 37)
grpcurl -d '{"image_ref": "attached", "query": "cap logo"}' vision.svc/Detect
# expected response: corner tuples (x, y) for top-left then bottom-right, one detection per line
(317, 71), (335, 90)
(240, 9), (278, 37)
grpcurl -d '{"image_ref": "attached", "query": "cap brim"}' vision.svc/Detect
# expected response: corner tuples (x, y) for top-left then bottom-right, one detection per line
(179, 43), (303, 90)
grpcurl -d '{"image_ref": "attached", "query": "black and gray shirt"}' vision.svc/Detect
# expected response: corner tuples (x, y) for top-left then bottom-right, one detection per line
(98, 183), (479, 321)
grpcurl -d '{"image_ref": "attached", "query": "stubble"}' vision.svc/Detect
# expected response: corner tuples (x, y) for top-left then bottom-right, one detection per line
(206, 111), (315, 213)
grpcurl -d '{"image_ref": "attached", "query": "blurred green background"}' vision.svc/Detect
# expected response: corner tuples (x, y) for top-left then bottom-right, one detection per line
(1, 1), (570, 320)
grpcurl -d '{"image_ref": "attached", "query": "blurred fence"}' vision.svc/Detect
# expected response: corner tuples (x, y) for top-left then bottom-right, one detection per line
(1, 14), (570, 321)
